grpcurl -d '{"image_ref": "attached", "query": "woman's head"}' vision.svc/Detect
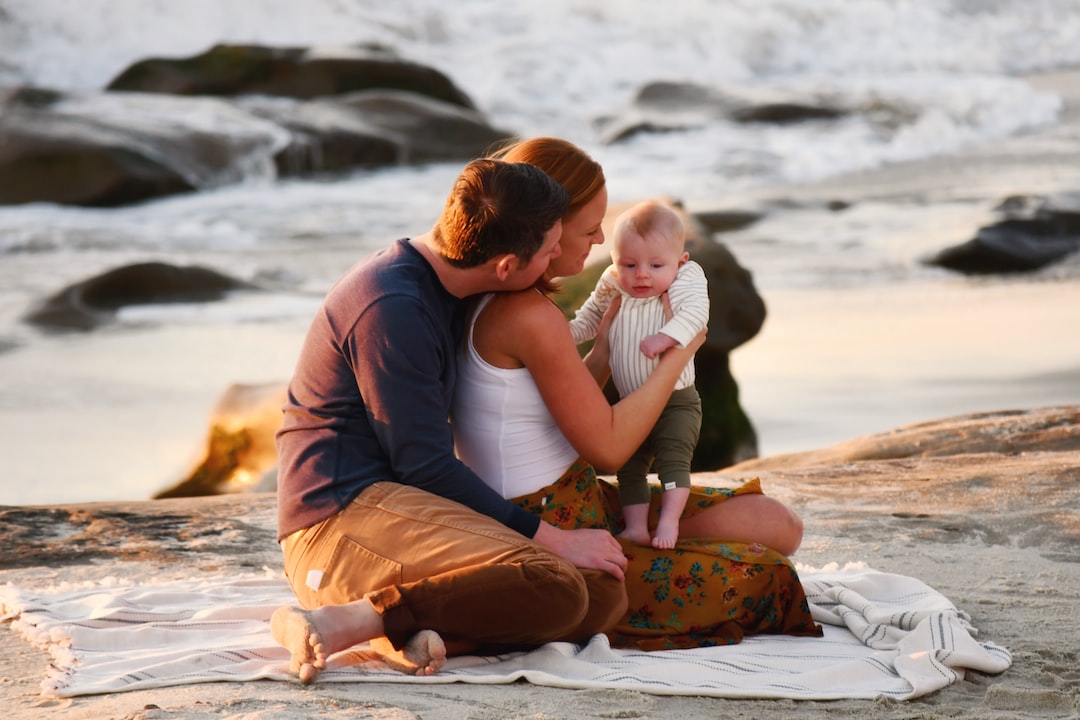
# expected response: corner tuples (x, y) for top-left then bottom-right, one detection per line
(490, 137), (608, 280)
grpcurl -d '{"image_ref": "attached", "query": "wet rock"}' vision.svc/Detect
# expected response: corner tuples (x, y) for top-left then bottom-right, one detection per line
(926, 192), (1080, 274)
(106, 43), (477, 109)
(23, 261), (258, 332)
(1, 45), (506, 207)
(334, 90), (512, 162)
(596, 80), (848, 144)
(0, 104), (195, 207)
(242, 90), (512, 175)
(0, 89), (286, 207)
(692, 209), (764, 234)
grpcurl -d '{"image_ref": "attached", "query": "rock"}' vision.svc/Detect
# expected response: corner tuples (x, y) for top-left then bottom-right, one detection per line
(156, 383), (286, 499)
(725, 405), (1080, 564)
(334, 90), (512, 162)
(106, 43), (477, 109)
(242, 90), (512, 175)
(23, 262), (258, 332)
(596, 80), (848, 144)
(0, 90), (286, 207)
(0, 104), (195, 207)
(0, 494), (280, 570)
(1, 46), (505, 207)
(692, 209), (764, 234)
(733, 405), (1080, 470)
(926, 192), (1080, 274)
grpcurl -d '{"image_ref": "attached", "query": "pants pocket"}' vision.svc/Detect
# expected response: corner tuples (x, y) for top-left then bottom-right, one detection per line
(300, 533), (404, 608)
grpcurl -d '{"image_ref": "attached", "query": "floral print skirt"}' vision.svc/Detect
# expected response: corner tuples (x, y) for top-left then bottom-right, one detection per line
(512, 459), (823, 650)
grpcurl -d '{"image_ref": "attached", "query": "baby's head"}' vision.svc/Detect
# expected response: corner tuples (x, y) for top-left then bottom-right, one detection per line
(610, 200), (687, 299)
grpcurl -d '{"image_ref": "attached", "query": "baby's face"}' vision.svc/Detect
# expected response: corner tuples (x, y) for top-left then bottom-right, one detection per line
(611, 231), (686, 299)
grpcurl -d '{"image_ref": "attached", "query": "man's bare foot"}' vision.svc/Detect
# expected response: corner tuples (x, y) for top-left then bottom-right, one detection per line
(271, 606), (328, 684)
(651, 517), (679, 549)
(618, 525), (652, 546)
(369, 630), (448, 676)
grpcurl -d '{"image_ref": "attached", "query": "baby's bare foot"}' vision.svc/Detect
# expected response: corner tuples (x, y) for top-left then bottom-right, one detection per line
(651, 519), (679, 550)
(369, 630), (447, 676)
(271, 606), (327, 684)
(618, 526), (652, 546)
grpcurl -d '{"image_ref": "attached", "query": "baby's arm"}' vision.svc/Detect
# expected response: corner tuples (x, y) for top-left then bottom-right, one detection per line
(568, 266), (620, 345)
(652, 261), (710, 352)
(639, 331), (678, 359)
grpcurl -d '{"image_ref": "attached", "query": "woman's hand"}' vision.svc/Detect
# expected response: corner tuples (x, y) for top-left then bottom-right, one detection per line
(583, 294), (621, 386)
(533, 521), (627, 580)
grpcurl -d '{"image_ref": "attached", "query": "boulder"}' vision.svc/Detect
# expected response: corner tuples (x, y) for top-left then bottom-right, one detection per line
(926, 192), (1080, 274)
(241, 90), (512, 175)
(1, 46), (507, 207)
(23, 262), (258, 332)
(156, 383), (286, 499)
(596, 80), (848, 144)
(0, 90), (286, 207)
(106, 43), (477, 109)
(0, 105), (195, 207)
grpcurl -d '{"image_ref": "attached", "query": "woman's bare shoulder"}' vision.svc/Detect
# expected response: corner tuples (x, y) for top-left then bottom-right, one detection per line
(487, 289), (566, 325)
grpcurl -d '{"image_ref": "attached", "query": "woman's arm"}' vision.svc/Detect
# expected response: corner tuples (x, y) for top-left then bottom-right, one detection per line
(488, 290), (704, 472)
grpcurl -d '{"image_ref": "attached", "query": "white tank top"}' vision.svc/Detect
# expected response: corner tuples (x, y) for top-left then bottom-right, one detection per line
(452, 293), (580, 499)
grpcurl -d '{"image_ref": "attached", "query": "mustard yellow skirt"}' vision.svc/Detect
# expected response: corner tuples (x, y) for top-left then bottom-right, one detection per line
(512, 459), (822, 650)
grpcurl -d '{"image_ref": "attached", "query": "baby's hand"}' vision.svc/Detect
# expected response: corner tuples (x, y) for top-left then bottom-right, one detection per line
(640, 332), (677, 359)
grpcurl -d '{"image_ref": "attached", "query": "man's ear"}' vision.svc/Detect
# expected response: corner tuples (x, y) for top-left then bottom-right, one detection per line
(494, 253), (518, 282)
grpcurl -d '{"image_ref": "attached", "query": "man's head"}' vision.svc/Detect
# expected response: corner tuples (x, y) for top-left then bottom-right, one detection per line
(610, 200), (688, 299)
(433, 158), (570, 275)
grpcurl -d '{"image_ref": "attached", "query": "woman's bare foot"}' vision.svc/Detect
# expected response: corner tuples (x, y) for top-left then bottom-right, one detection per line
(369, 629), (448, 676)
(271, 606), (328, 684)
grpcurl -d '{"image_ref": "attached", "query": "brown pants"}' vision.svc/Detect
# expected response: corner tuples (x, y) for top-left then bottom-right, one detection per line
(281, 482), (627, 654)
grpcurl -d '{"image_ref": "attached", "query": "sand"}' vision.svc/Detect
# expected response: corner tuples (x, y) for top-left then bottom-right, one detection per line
(2, 404), (1079, 719)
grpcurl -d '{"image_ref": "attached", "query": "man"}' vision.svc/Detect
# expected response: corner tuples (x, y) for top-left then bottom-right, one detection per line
(272, 158), (629, 683)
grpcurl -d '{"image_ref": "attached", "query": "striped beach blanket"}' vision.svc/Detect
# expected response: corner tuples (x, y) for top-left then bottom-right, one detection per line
(0, 563), (1011, 699)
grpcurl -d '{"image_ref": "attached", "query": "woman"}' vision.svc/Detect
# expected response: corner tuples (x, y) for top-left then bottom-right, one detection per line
(452, 137), (821, 649)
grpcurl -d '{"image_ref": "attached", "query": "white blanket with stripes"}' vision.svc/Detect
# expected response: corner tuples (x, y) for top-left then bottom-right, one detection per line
(0, 564), (1011, 699)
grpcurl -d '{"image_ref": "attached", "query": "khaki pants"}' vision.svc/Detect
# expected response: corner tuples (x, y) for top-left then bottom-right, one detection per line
(281, 481), (627, 654)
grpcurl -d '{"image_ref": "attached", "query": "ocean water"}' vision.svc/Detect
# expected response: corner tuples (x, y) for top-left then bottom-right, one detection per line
(2, 0), (1080, 505)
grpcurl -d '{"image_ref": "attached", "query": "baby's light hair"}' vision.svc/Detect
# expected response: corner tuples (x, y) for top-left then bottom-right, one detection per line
(613, 200), (685, 252)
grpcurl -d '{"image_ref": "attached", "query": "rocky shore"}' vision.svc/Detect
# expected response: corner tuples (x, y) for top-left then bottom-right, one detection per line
(2, 404), (1077, 719)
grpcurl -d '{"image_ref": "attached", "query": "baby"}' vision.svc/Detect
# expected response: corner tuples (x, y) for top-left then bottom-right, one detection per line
(569, 200), (709, 548)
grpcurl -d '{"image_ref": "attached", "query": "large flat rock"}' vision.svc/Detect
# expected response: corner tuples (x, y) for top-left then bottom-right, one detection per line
(2, 405), (1077, 718)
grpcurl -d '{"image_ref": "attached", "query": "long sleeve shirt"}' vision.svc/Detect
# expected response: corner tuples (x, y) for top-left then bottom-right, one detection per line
(275, 238), (540, 541)
(569, 260), (709, 398)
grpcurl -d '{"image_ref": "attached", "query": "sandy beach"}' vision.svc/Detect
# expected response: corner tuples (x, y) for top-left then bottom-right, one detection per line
(2, 404), (1078, 719)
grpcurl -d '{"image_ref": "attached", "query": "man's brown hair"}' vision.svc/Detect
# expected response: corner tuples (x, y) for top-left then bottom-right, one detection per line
(433, 158), (569, 269)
